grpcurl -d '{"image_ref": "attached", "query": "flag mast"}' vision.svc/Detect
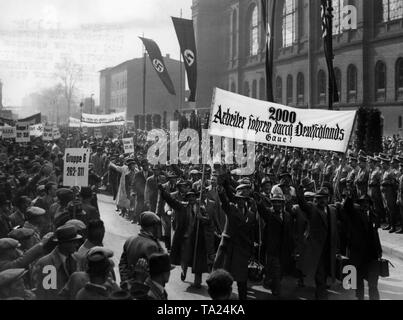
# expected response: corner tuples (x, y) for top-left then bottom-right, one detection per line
(142, 32), (147, 122)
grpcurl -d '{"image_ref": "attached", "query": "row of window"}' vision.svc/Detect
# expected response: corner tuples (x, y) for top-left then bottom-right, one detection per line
(232, 58), (403, 105)
(234, 0), (403, 58)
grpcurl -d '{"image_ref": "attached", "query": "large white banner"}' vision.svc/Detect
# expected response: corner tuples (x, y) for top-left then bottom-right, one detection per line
(209, 88), (356, 153)
(69, 112), (126, 128)
(63, 148), (90, 187)
(81, 112), (126, 127)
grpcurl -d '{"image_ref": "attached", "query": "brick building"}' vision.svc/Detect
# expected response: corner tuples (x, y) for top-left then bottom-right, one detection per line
(192, 0), (403, 135)
(99, 55), (186, 122)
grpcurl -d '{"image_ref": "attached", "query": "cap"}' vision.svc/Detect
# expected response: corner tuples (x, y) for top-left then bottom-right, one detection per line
(56, 188), (74, 203)
(149, 253), (175, 276)
(270, 188), (285, 202)
(8, 228), (35, 241)
(0, 238), (21, 253)
(0, 269), (27, 288)
(87, 247), (114, 262)
(54, 225), (83, 243)
(236, 184), (251, 192)
(304, 191), (317, 198)
(64, 219), (87, 232)
(26, 207), (46, 217)
(139, 212), (161, 228)
(261, 177), (271, 186)
(190, 170), (200, 175)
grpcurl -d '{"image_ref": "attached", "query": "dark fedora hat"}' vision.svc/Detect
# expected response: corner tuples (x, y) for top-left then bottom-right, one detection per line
(54, 225), (82, 243)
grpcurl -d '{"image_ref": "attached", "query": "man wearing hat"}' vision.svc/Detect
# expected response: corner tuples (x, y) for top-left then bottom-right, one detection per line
(156, 172), (179, 252)
(75, 247), (120, 300)
(213, 179), (257, 300)
(9, 196), (31, 228)
(296, 187), (339, 300)
(8, 228), (36, 252)
(346, 156), (359, 200)
(80, 187), (100, 222)
(23, 207), (47, 245)
(397, 160), (403, 234)
(144, 253), (174, 300)
(132, 159), (152, 223)
(0, 269), (35, 300)
(368, 156), (385, 227)
(341, 195), (382, 300)
(0, 193), (12, 239)
(144, 165), (162, 213)
(109, 158), (136, 219)
(119, 211), (165, 284)
(311, 152), (325, 188)
(354, 155), (370, 198)
(159, 186), (210, 289)
(33, 225), (82, 300)
(380, 156), (399, 232)
(49, 188), (74, 229)
(256, 188), (295, 297)
(0, 232), (53, 272)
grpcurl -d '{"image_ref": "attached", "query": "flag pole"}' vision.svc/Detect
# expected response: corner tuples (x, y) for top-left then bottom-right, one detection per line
(179, 9), (183, 113)
(328, 0), (334, 111)
(142, 32), (147, 125)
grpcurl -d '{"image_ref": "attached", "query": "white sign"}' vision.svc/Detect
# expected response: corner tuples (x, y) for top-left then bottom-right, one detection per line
(63, 148), (91, 187)
(209, 88), (357, 153)
(95, 128), (103, 139)
(123, 138), (135, 154)
(29, 124), (43, 137)
(2, 127), (16, 139)
(43, 126), (53, 141)
(52, 127), (61, 140)
(16, 123), (30, 143)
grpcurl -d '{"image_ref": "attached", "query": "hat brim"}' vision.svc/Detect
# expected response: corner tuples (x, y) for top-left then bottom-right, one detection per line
(314, 194), (329, 198)
(53, 234), (83, 243)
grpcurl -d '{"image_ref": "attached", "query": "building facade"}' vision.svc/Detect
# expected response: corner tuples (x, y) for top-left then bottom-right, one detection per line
(99, 55), (186, 121)
(192, 0), (403, 135)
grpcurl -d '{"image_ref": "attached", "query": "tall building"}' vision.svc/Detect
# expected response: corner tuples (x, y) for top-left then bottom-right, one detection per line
(192, 0), (403, 135)
(0, 80), (3, 109)
(99, 54), (186, 121)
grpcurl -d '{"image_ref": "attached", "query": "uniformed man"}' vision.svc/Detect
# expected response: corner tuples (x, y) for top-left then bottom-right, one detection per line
(368, 156), (385, 227)
(23, 207), (47, 244)
(396, 158), (403, 234)
(346, 156), (359, 200)
(355, 155), (370, 198)
(380, 157), (399, 233)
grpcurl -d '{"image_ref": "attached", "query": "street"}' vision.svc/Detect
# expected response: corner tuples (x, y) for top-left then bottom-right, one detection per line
(98, 194), (403, 300)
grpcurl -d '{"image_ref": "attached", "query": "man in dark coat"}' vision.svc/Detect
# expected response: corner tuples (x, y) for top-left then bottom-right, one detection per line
(132, 160), (151, 222)
(296, 187), (339, 300)
(341, 195), (382, 300)
(33, 226), (82, 300)
(257, 187), (295, 297)
(213, 180), (257, 300)
(80, 187), (100, 223)
(158, 185), (210, 288)
(119, 212), (165, 284)
(144, 165), (161, 213)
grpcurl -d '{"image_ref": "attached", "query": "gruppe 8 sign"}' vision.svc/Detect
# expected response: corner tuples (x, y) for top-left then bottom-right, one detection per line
(63, 148), (90, 187)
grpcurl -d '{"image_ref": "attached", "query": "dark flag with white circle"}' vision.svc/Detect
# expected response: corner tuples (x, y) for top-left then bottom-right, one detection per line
(172, 17), (198, 102)
(139, 37), (176, 95)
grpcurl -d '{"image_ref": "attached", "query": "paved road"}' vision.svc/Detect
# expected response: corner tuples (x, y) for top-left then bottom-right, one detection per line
(98, 194), (403, 300)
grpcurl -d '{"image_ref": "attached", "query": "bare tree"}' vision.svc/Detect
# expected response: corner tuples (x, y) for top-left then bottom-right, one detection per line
(54, 58), (83, 118)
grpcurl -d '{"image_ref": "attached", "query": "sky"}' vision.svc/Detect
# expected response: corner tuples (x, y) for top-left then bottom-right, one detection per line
(0, 0), (192, 114)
